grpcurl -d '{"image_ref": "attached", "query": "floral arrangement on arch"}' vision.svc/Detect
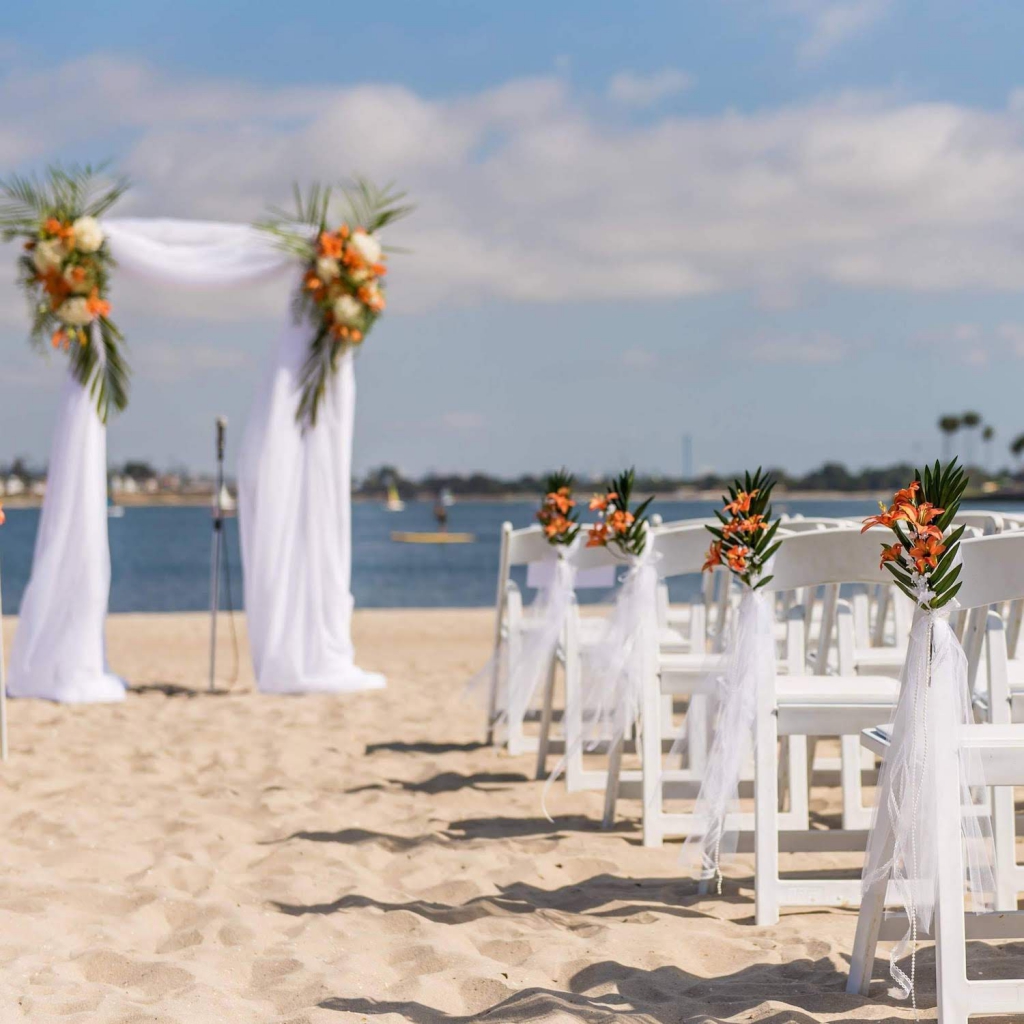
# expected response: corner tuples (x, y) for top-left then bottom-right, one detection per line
(0, 165), (129, 421)
(257, 179), (413, 427)
(536, 470), (580, 546)
(863, 460), (968, 610)
(703, 468), (782, 588)
(587, 469), (654, 557)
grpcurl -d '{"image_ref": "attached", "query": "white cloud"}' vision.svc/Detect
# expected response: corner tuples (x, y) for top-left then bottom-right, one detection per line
(774, 1), (893, 62)
(134, 342), (249, 383)
(4, 55), (1024, 327)
(607, 69), (691, 108)
(746, 333), (851, 364)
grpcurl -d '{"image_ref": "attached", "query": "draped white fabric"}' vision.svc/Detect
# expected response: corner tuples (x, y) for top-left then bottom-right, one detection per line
(238, 325), (384, 693)
(679, 587), (775, 886)
(10, 217), (380, 700)
(862, 612), (995, 1003)
(7, 373), (124, 702)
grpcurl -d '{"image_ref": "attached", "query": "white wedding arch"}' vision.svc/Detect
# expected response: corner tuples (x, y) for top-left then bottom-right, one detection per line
(7, 218), (385, 702)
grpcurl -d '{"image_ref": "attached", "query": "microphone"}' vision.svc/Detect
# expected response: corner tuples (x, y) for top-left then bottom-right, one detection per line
(216, 416), (227, 461)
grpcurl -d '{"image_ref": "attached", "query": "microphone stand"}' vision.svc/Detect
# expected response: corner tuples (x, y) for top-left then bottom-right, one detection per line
(208, 416), (226, 692)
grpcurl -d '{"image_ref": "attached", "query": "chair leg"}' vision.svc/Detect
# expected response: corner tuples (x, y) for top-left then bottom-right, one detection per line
(847, 850), (892, 994)
(535, 658), (558, 781)
(687, 694), (708, 774)
(786, 735), (809, 829)
(841, 734), (872, 829)
(563, 618), (586, 793)
(754, 708), (780, 925)
(641, 673), (665, 848)
(602, 735), (624, 829)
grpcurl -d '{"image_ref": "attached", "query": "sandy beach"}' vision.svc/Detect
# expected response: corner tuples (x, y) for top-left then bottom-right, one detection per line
(0, 609), (1016, 1023)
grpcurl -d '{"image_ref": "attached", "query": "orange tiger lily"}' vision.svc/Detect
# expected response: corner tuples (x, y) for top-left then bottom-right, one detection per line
(606, 509), (635, 535)
(861, 502), (898, 533)
(909, 535), (945, 574)
(702, 541), (723, 571)
(879, 543), (903, 569)
(738, 514), (769, 534)
(318, 232), (344, 259)
(587, 523), (609, 548)
(725, 490), (757, 516)
(724, 545), (750, 572)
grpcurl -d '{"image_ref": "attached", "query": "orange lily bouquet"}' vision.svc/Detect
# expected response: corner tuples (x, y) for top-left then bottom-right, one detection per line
(703, 468), (782, 589)
(863, 460), (968, 610)
(536, 470), (581, 547)
(0, 165), (130, 421)
(257, 180), (413, 427)
(587, 468), (654, 557)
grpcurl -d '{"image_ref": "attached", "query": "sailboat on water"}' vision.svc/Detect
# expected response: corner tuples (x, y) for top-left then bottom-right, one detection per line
(385, 484), (405, 512)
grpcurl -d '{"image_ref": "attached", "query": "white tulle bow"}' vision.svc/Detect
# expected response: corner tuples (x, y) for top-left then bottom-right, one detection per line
(862, 610), (995, 1005)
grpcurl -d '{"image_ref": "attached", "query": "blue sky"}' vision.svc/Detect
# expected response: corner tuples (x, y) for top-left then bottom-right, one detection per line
(2, 1), (1024, 478)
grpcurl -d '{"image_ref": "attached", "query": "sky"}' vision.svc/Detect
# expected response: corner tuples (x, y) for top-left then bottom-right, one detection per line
(2, 1), (1024, 479)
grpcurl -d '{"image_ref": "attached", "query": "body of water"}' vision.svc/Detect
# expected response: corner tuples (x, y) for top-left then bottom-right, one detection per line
(0, 497), (1015, 614)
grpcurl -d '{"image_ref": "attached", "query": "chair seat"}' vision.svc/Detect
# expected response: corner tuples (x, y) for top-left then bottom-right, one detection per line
(853, 646), (907, 674)
(778, 674), (899, 706)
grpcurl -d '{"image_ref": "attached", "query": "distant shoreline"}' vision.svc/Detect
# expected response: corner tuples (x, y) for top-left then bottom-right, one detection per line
(2, 487), (1021, 511)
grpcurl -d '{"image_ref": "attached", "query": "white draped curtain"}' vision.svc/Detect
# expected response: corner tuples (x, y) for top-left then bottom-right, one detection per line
(7, 218), (384, 701)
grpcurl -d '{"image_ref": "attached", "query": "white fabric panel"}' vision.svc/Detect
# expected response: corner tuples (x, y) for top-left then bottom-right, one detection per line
(238, 323), (384, 693)
(103, 218), (291, 286)
(10, 218), (374, 701)
(7, 373), (124, 702)
(527, 561), (614, 590)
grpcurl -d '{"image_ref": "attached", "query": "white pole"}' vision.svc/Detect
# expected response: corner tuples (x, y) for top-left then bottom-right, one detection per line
(0, 559), (7, 761)
(208, 417), (226, 692)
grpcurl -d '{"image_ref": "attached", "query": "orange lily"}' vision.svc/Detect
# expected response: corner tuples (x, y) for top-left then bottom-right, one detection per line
(607, 509), (635, 535)
(861, 501), (898, 533)
(702, 542), (723, 572)
(546, 490), (575, 515)
(909, 535), (946, 574)
(0, 502), (5, 526)
(738, 514), (769, 534)
(725, 490), (757, 516)
(879, 543), (904, 570)
(590, 492), (617, 512)
(891, 482), (920, 506)
(724, 545), (750, 572)
(898, 501), (945, 532)
(587, 523), (609, 548)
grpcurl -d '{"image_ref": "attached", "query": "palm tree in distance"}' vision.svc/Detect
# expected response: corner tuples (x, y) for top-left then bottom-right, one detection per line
(961, 411), (981, 467)
(938, 415), (962, 462)
(1011, 433), (1024, 476)
(982, 425), (995, 474)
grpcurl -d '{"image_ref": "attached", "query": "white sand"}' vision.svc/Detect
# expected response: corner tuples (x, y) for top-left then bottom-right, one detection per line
(0, 610), (1016, 1022)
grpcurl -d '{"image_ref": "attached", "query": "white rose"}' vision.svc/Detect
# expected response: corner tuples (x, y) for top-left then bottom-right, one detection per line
(32, 238), (64, 273)
(332, 294), (362, 326)
(56, 297), (93, 326)
(72, 216), (104, 253)
(349, 229), (382, 265)
(349, 267), (371, 284)
(315, 256), (340, 282)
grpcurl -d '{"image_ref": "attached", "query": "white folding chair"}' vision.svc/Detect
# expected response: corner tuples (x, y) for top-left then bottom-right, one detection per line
(848, 531), (1024, 1022)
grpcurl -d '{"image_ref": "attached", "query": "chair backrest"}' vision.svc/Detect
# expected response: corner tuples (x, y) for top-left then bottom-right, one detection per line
(955, 532), (1024, 609)
(649, 522), (716, 579)
(779, 516), (857, 533)
(764, 527), (892, 593)
(506, 524), (557, 567)
(955, 510), (1006, 536)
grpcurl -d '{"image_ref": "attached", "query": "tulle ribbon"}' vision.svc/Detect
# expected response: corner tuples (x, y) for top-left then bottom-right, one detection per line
(503, 552), (577, 734)
(862, 610), (995, 1005)
(541, 547), (659, 816)
(680, 586), (775, 887)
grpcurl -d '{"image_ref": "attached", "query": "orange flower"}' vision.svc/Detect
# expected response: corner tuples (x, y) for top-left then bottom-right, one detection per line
(543, 515), (572, 538)
(587, 522), (609, 548)
(738, 514), (769, 534)
(51, 327), (67, 349)
(899, 501), (945, 533)
(44, 217), (74, 243)
(38, 268), (70, 303)
(606, 509), (634, 535)
(909, 535), (946, 574)
(86, 289), (110, 319)
(725, 490), (757, 515)
(371, 262), (388, 276)
(861, 501), (898, 533)
(879, 543), (903, 570)
(319, 232), (344, 259)
(0, 502), (5, 526)
(702, 541), (723, 572)
(891, 482), (920, 506)
(546, 489), (575, 515)
(724, 544), (750, 572)
(338, 224), (350, 240)
(589, 494), (608, 512)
